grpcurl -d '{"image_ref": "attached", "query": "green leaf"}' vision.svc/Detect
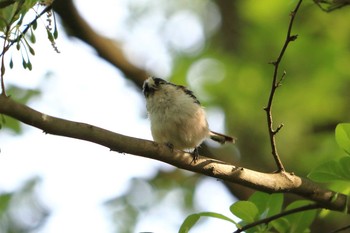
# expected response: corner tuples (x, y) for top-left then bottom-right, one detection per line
(179, 212), (237, 233)
(0, 1), (18, 31)
(249, 191), (284, 218)
(230, 201), (258, 224)
(27, 60), (32, 70)
(9, 57), (13, 68)
(336, 161), (349, 181)
(1, 86), (40, 133)
(28, 44), (35, 55)
(0, 193), (12, 215)
(179, 214), (200, 233)
(18, 0), (39, 18)
(30, 30), (36, 43)
(22, 58), (27, 69)
(308, 157), (350, 182)
(284, 201), (317, 233)
(271, 217), (290, 233)
(47, 29), (54, 41)
(32, 19), (37, 30)
(2, 115), (21, 133)
(0, 0), (16, 9)
(197, 212), (237, 224)
(53, 23), (58, 39)
(335, 123), (350, 155)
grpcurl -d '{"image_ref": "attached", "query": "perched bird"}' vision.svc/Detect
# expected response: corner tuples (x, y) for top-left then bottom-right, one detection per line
(143, 77), (235, 161)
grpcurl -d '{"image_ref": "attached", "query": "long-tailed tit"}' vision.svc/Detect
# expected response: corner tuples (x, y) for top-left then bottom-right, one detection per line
(143, 77), (235, 160)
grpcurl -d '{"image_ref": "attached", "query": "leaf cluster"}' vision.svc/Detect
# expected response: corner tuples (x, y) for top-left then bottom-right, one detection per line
(179, 123), (350, 232)
(0, 177), (49, 233)
(309, 123), (350, 197)
(179, 192), (317, 233)
(0, 0), (58, 95)
(0, 0), (39, 70)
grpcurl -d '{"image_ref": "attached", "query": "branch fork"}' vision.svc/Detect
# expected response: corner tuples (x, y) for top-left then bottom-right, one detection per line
(264, 0), (303, 172)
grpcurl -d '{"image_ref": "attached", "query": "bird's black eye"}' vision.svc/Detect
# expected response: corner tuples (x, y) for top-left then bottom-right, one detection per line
(153, 77), (166, 86)
(143, 77), (164, 97)
(143, 77), (169, 98)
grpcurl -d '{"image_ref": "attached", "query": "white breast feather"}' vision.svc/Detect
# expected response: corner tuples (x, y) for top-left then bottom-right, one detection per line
(146, 84), (209, 149)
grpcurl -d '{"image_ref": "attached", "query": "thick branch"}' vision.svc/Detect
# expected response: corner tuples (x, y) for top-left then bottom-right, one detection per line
(0, 95), (349, 213)
(52, 0), (148, 88)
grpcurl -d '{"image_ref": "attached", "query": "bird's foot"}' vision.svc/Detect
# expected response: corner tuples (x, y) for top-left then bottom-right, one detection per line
(191, 147), (199, 163)
(165, 142), (174, 151)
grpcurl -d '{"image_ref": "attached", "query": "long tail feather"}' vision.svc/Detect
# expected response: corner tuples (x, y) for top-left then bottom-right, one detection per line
(209, 131), (236, 144)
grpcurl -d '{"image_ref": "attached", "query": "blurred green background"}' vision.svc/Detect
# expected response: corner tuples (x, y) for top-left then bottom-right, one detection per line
(1, 0), (350, 232)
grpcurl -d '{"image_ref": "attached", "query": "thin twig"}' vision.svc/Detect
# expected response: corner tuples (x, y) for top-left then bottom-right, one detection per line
(329, 224), (350, 233)
(0, 25), (10, 96)
(234, 203), (321, 233)
(313, 0), (350, 12)
(0, 4), (53, 57)
(0, 3), (53, 96)
(264, 0), (303, 172)
(276, 70), (287, 87)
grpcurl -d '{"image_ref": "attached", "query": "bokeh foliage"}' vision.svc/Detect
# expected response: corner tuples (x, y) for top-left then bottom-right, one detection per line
(0, 177), (49, 233)
(1, 0), (350, 232)
(106, 0), (350, 232)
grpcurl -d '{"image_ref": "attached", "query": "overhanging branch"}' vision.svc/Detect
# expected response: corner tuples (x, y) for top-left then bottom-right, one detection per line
(0, 94), (349, 214)
(52, 0), (148, 88)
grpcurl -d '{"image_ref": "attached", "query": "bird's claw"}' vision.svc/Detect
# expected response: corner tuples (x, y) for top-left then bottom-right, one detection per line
(165, 142), (174, 151)
(191, 147), (199, 163)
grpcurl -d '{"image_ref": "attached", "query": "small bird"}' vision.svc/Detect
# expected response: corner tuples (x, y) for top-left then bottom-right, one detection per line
(143, 77), (235, 161)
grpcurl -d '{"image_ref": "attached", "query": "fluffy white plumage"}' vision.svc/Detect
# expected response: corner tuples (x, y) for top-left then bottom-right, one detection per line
(143, 77), (234, 153)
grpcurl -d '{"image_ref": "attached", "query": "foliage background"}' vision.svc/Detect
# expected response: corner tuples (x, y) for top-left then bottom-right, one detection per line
(0, 0), (350, 232)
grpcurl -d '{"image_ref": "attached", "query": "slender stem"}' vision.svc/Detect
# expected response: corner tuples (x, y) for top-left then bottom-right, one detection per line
(234, 203), (320, 233)
(0, 26), (10, 96)
(0, 4), (53, 57)
(264, 0), (303, 172)
(0, 4), (53, 96)
(330, 224), (350, 233)
(0, 55), (5, 96)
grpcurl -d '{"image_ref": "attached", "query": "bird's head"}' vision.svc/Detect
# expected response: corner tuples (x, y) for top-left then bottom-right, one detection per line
(143, 77), (170, 98)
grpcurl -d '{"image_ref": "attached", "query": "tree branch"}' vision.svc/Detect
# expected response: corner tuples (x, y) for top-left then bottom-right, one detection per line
(330, 224), (350, 233)
(0, 94), (349, 214)
(314, 0), (350, 12)
(52, 0), (148, 88)
(264, 0), (303, 172)
(234, 203), (321, 233)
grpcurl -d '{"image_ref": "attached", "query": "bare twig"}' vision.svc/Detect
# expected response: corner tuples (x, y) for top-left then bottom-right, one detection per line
(264, 0), (303, 172)
(234, 203), (321, 233)
(314, 0), (350, 12)
(0, 37), (7, 96)
(330, 224), (350, 233)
